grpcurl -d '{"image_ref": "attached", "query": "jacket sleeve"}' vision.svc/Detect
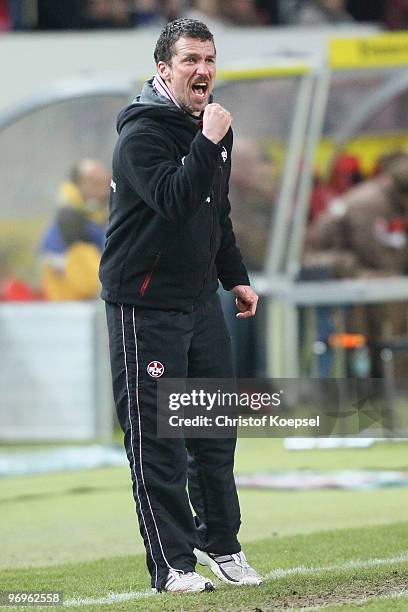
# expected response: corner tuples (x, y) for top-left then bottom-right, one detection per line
(118, 127), (221, 223)
(215, 149), (250, 290)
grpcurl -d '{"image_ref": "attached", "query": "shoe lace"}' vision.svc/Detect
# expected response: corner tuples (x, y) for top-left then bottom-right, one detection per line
(168, 568), (183, 581)
(168, 568), (195, 581)
(231, 552), (250, 571)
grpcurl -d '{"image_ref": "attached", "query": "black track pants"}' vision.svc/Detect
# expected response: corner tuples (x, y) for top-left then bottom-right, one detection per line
(105, 295), (241, 590)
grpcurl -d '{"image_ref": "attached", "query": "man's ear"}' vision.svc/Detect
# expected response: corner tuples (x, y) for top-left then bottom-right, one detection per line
(157, 61), (171, 80)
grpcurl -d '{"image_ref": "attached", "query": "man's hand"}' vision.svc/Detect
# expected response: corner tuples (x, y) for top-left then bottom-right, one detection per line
(202, 103), (232, 144)
(231, 285), (258, 319)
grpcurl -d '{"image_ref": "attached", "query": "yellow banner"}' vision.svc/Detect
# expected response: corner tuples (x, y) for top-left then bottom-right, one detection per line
(330, 33), (408, 70)
(218, 64), (310, 81)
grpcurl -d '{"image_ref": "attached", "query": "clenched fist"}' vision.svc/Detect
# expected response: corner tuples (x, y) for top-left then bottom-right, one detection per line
(202, 103), (232, 144)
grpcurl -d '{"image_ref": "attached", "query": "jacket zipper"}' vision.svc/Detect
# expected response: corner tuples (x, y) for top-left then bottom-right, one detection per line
(195, 165), (222, 301)
(218, 164), (223, 202)
(139, 253), (161, 297)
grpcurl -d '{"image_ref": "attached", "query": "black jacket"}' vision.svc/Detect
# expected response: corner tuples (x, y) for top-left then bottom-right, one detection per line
(99, 78), (249, 311)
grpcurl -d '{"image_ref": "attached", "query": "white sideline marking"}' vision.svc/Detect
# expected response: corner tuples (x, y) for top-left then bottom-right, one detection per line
(264, 552), (408, 580)
(64, 590), (155, 607)
(64, 553), (408, 607)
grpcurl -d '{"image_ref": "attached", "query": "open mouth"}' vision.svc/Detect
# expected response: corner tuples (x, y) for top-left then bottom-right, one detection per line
(191, 82), (209, 97)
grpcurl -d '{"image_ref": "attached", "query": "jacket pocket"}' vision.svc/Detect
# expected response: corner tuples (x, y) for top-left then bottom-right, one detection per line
(139, 253), (161, 297)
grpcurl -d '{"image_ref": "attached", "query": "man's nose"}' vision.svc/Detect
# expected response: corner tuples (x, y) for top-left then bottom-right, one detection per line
(195, 61), (210, 77)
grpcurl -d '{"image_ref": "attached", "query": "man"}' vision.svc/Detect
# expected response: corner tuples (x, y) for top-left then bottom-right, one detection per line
(305, 154), (408, 277)
(304, 153), (408, 376)
(41, 159), (110, 300)
(99, 18), (261, 593)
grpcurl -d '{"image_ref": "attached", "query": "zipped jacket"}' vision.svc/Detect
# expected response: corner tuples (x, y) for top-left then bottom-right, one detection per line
(99, 78), (249, 311)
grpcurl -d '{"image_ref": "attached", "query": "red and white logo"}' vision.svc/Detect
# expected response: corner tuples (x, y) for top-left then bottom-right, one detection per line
(147, 361), (165, 378)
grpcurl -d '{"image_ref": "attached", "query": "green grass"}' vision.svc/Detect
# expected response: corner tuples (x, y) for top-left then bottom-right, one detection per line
(235, 437), (408, 472)
(1, 439), (408, 610)
(1, 523), (408, 611)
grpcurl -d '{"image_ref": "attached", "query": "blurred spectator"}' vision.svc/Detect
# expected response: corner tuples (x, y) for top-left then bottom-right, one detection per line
(35, 0), (133, 30)
(40, 159), (110, 301)
(309, 154), (362, 224)
(4, 0), (396, 30)
(35, 0), (85, 30)
(256, 0), (280, 24)
(183, 0), (227, 29)
(129, 0), (163, 26)
(82, 0), (131, 29)
(1, 278), (36, 300)
(346, 0), (385, 23)
(230, 139), (277, 270)
(329, 153), (363, 195)
(374, 150), (408, 175)
(7, 0), (43, 30)
(0, 0), (11, 30)
(309, 173), (334, 222)
(305, 152), (408, 277)
(293, 0), (355, 26)
(6, 0), (281, 30)
(221, 0), (264, 25)
(164, 0), (183, 22)
(0, 247), (37, 301)
(9, 0), (174, 30)
(384, 0), (408, 30)
(304, 153), (408, 374)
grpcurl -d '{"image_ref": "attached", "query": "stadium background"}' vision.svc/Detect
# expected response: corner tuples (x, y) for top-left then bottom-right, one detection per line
(1, 2), (408, 610)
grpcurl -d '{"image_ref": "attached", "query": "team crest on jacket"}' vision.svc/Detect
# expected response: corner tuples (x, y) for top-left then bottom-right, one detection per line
(147, 360), (165, 378)
(221, 146), (228, 163)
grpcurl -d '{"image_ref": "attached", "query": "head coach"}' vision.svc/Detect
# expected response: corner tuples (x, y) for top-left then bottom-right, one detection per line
(99, 18), (261, 593)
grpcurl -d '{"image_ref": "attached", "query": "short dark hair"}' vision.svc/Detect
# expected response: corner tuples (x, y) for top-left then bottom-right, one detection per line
(154, 18), (215, 65)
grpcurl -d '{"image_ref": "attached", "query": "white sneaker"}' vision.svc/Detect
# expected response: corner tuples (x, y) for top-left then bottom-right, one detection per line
(157, 569), (215, 593)
(194, 549), (263, 586)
